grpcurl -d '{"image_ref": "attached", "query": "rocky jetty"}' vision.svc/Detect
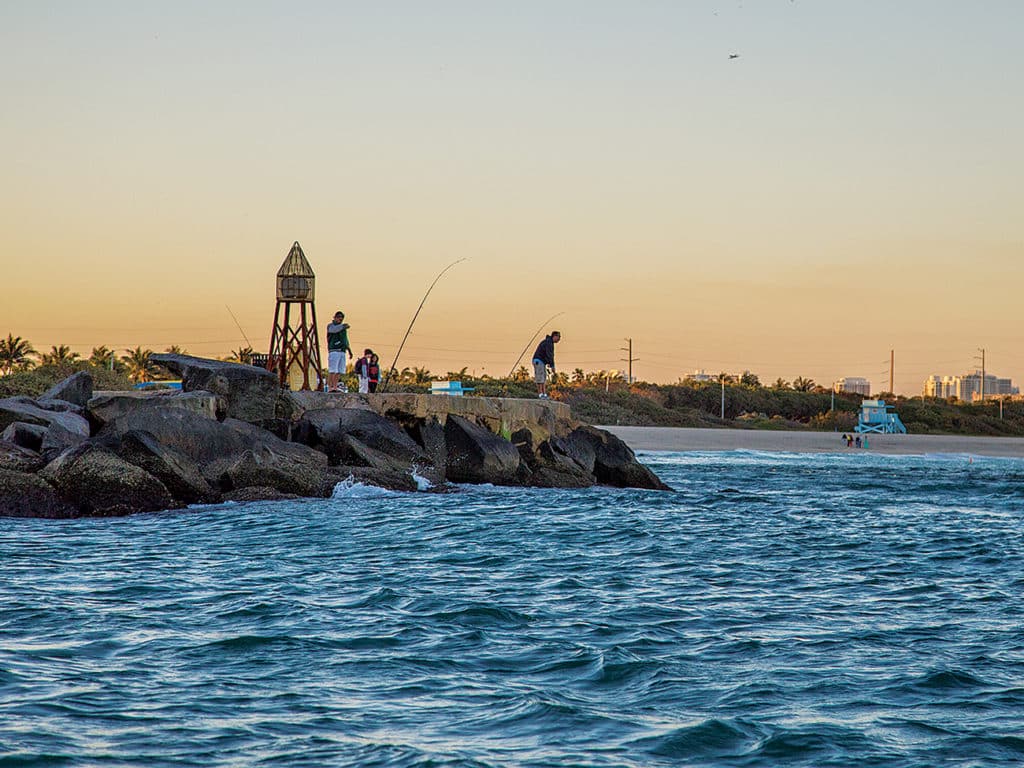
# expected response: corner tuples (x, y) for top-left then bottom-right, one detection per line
(1, 356), (670, 518)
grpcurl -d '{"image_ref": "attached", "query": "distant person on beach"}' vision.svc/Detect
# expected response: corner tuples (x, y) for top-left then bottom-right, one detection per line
(354, 349), (372, 394)
(367, 353), (381, 393)
(326, 311), (352, 393)
(841, 433), (849, 447)
(532, 330), (561, 399)
(855, 436), (862, 448)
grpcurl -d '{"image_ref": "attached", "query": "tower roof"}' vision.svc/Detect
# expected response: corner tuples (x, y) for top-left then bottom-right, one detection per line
(277, 241), (315, 278)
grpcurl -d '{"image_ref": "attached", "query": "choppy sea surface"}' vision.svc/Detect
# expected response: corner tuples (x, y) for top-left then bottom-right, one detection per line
(3, 450), (1024, 767)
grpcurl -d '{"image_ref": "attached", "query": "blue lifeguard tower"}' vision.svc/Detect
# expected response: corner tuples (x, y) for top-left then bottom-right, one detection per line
(854, 399), (907, 434)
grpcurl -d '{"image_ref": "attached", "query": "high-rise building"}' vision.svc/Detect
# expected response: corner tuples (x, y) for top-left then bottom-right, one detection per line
(923, 372), (1018, 401)
(834, 377), (871, 396)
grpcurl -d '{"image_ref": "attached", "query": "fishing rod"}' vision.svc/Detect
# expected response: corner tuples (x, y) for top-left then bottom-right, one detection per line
(380, 258), (467, 392)
(225, 305), (254, 350)
(506, 311), (565, 382)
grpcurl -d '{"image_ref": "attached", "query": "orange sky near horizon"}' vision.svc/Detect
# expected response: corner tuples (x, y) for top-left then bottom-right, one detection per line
(2, 3), (1021, 394)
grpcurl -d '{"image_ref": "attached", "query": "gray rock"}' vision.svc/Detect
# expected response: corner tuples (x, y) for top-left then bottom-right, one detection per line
(0, 397), (90, 438)
(40, 444), (176, 516)
(87, 390), (225, 430)
(150, 353), (280, 423)
(115, 430), (216, 505)
(565, 426), (671, 491)
(41, 371), (93, 407)
(444, 414), (521, 485)
(338, 435), (416, 474)
(98, 406), (329, 498)
(2, 421), (47, 452)
(40, 421), (88, 463)
(406, 417), (447, 480)
(0, 468), (77, 518)
(0, 440), (46, 474)
(35, 399), (87, 416)
(223, 486), (300, 503)
(510, 428), (594, 489)
(214, 447), (328, 498)
(296, 408), (430, 469)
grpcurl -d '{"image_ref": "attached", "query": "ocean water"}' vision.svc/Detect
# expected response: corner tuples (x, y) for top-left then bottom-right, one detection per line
(3, 450), (1024, 767)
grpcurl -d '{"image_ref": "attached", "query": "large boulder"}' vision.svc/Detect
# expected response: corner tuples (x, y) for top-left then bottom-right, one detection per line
(0, 397), (90, 437)
(511, 428), (594, 489)
(0, 440), (46, 474)
(99, 407), (329, 498)
(405, 417), (447, 480)
(214, 447), (328, 498)
(40, 371), (93, 408)
(223, 486), (300, 503)
(444, 415), (520, 485)
(87, 390), (225, 430)
(564, 426), (671, 491)
(114, 430), (216, 505)
(40, 444), (176, 516)
(0, 468), (77, 518)
(296, 408), (431, 470)
(149, 353), (280, 423)
(39, 421), (89, 463)
(2, 421), (47, 452)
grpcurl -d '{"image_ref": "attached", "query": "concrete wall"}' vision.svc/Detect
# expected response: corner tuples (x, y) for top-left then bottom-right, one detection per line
(288, 392), (574, 438)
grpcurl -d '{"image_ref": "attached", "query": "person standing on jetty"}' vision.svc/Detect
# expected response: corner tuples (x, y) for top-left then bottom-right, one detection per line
(532, 330), (561, 399)
(326, 311), (352, 393)
(368, 353), (381, 393)
(354, 349), (372, 394)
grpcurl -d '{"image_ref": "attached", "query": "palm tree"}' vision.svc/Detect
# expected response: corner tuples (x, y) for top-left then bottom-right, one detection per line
(122, 347), (155, 384)
(572, 368), (585, 384)
(739, 371), (761, 387)
(164, 345), (187, 354)
(446, 366), (470, 380)
(514, 365), (530, 382)
(0, 334), (36, 375)
(89, 346), (115, 367)
(411, 366), (432, 384)
(40, 344), (80, 366)
(792, 376), (816, 392)
(772, 377), (790, 390)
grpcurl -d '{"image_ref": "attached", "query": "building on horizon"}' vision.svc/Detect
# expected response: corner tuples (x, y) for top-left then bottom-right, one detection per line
(833, 377), (871, 396)
(683, 369), (718, 383)
(923, 372), (1018, 401)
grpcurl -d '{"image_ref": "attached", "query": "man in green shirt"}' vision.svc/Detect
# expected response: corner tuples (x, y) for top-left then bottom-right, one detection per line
(326, 311), (352, 392)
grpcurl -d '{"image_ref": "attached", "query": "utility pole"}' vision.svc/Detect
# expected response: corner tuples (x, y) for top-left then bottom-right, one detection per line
(889, 349), (894, 396)
(720, 375), (726, 419)
(620, 338), (638, 384)
(975, 347), (986, 401)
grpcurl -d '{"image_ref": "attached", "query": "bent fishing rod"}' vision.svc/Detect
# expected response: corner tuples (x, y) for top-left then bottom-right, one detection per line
(506, 311), (565, 383)
(380, 258), (467, 392)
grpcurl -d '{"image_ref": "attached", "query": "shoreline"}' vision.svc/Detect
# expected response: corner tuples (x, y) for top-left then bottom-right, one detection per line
(601, 426), (1024, 459)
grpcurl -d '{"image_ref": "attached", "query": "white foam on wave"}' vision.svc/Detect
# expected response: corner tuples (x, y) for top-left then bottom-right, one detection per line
(330, 475), (398, 499)
(410, 465), (434, 491)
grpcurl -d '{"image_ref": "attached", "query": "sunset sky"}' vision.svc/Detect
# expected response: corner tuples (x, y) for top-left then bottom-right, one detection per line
(2, 2), (1021, 393)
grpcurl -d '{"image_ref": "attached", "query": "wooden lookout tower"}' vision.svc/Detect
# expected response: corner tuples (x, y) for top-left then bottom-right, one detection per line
(267, 241), (322, 390)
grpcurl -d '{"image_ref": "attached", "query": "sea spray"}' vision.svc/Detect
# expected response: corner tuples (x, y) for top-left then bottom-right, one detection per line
(330, 474), (398, 499)
(410, 465), (434, 491)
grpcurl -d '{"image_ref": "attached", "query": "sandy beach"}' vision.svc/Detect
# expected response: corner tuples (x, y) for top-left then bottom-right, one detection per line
(602, 426), (1024, 459)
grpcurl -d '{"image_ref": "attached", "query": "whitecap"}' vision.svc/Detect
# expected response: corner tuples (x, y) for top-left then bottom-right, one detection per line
(410, 465), (434, 491)
(331, 475), (398, 498)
